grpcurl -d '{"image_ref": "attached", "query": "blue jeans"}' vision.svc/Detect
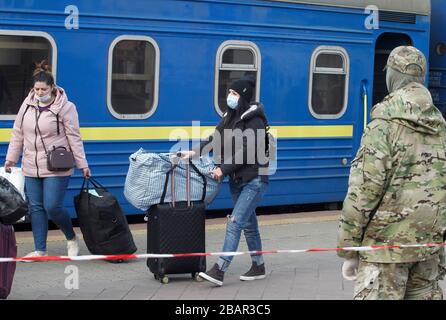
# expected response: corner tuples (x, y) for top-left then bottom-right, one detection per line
(217, 176), (268, 272)
(25, 176), (75, 252)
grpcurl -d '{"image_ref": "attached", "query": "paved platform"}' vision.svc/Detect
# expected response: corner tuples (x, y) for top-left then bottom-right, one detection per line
(7, 210), (446, 300)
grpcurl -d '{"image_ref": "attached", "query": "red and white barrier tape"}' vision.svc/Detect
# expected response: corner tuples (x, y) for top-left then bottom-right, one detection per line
(0, 242), (445, 263)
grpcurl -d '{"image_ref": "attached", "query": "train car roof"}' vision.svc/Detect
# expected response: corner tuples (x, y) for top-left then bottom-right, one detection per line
(269, 0), (431, 15)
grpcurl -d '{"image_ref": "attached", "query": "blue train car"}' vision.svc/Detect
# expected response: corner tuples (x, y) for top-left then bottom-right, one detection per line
(0, 0), (434, 217)
(429, 0), (446, 117)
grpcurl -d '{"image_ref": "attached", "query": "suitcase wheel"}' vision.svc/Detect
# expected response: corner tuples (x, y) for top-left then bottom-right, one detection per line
(193, 272), (203, 282)
(154, 274), (169, 284)
(161, 275), (169, 284)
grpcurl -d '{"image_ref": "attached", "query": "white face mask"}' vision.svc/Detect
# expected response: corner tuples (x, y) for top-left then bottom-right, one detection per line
(226, 94), (239, 109)
(36, 92), (52, 103)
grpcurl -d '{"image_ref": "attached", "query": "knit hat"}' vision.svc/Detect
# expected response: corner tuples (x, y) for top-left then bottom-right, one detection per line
(229, 79), (254, 103)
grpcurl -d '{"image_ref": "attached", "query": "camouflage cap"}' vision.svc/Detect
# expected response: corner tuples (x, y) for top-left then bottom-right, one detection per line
(385, 46), (426, 77)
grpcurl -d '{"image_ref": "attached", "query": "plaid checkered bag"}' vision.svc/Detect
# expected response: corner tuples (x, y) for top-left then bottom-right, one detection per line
(124, 149), (220, 211)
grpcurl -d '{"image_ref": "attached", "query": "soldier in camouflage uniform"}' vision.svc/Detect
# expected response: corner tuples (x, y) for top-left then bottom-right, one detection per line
(337, 46), (446, 300)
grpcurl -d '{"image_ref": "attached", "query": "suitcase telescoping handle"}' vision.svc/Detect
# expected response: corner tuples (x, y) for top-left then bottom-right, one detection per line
(186, 161), (191, 207)
(160, 157), (207, 208)
(170, 161), (191, 207)
(172, 162), (177, 207)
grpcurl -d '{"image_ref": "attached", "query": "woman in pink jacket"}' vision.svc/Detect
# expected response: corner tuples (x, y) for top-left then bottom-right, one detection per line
(4, 61), (90, 259)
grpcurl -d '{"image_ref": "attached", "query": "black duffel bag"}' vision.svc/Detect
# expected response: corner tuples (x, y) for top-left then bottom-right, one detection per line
(74, 177), (137, 256)
(0, 177), (28, 224)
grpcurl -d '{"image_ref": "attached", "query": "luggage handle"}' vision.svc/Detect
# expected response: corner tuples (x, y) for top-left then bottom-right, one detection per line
(79, 177), (105, 207)
(80, 177), (105, 192)
(80, 177), (106, 206)
(186, 161), (190, 207)
(172, 162), (176, 207)
(189, 161), (207, 202)
(160, 158), (207, 207)
(160, 163), (177, 206)
(173, 152), (208, 201)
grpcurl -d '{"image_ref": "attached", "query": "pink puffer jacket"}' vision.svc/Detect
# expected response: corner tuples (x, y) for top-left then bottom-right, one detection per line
(6, 86), (88, 177)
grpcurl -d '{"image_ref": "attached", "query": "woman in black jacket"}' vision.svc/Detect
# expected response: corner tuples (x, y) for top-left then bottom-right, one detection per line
(184, 79), (270, 286)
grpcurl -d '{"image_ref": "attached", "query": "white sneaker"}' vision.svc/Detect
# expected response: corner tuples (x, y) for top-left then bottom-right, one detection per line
(21, 251), (48, 263)
(67, 237), (80, 257)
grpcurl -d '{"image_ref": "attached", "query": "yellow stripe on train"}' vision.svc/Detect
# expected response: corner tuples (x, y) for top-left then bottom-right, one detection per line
(0, 125), (353, 142)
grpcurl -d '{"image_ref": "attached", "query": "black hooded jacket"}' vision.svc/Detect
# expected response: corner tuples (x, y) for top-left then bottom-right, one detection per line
(196, 102), (269, 183)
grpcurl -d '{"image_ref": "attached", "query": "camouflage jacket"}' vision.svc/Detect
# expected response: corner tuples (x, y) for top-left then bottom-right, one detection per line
(338, 82), (446, 263)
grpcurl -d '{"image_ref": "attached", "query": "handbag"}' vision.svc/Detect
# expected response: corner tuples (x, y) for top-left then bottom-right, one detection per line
(46, 146), (75, 171)
(36, 113), (75, 172)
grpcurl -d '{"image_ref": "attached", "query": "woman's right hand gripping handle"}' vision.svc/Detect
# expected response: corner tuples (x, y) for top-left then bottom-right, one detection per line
(178, 151), (196, 160)
(4, 160), (16, 173)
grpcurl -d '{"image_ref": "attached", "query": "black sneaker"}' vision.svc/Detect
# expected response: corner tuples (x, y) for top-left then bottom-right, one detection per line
(199, 263), (224, 286)
(240, 262), (266, 281)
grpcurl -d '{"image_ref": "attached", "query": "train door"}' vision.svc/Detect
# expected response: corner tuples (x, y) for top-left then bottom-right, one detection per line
(372, 33), (413, 106)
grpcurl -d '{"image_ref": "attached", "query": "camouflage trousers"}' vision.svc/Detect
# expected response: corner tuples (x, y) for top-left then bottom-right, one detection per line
(354, 252), (446, 300)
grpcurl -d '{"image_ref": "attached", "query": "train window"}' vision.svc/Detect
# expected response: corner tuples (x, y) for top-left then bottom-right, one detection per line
(0, 32), (56, 120)
(309, 46), (349, 119)
(315, 54), (344, 69)
(215, 41), (261, 115)
(222, 49), (255, 65)
(107, 36), (159, 119)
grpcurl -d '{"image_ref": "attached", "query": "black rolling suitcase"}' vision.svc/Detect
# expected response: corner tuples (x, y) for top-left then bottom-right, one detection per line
(74, 178), (137, 259)
(147, 160), (207, 284)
